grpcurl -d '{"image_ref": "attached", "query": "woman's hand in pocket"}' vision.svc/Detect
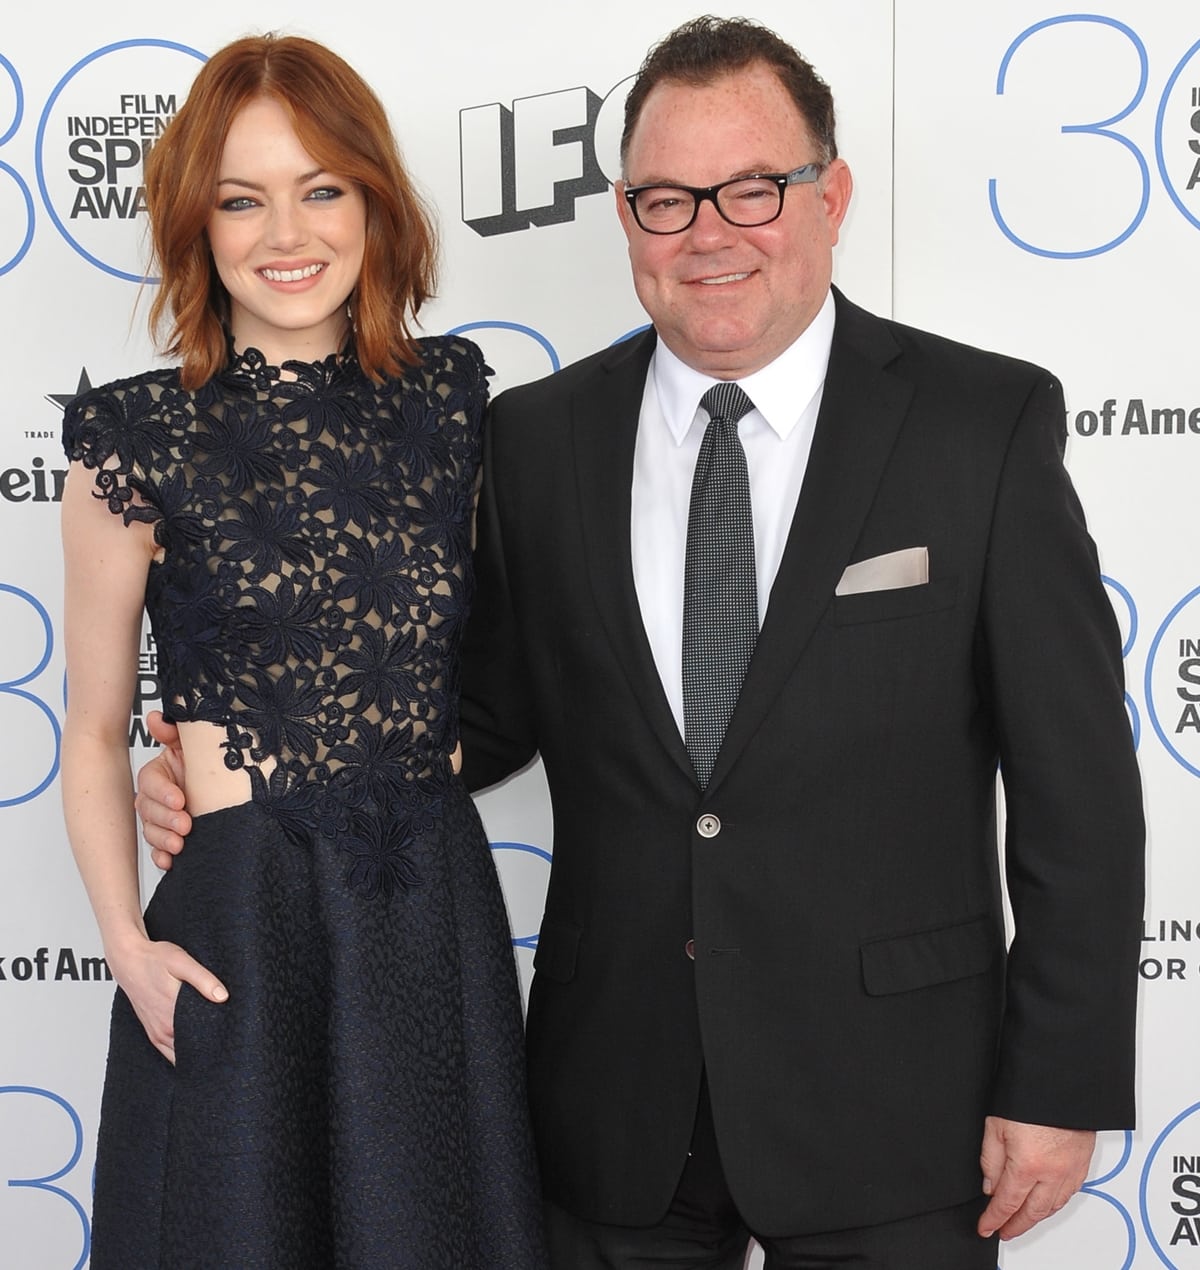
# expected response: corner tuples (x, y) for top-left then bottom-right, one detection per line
(107, 937), (228, 1064)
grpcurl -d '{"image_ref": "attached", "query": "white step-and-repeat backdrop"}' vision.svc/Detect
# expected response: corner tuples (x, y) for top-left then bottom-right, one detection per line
(0, 2), (1194, 1265)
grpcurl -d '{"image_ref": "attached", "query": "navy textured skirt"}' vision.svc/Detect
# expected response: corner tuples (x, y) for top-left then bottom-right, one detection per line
(90, 780), (547, 1268)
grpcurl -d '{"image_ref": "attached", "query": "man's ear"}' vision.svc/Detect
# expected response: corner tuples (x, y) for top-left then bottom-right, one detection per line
(820, 159), (853, 245)
(614, 179), (636, 243)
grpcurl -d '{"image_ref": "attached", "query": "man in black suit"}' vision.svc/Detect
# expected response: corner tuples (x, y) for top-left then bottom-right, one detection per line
(140, 16), (1144, 1268)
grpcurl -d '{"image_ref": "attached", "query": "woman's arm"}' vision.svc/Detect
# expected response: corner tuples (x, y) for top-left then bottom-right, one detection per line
(60, 465), (227, 1064)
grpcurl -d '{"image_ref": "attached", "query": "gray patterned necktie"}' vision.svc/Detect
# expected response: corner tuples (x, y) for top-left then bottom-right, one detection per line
(682, 381), (758, 788)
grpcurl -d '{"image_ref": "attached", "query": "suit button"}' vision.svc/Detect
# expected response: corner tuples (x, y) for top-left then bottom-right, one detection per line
(685, 939), (695, 960)
(697, 814), (721, 838)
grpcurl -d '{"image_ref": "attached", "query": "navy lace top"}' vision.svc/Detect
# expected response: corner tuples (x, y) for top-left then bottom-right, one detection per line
(63, 335), (489, 898)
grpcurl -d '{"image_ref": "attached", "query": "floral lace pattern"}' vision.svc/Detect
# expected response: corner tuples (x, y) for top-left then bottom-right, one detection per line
(64, 337), (489, 898)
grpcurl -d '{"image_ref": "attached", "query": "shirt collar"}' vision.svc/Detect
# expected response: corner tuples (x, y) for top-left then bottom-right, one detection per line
(651, 288), (836, 444)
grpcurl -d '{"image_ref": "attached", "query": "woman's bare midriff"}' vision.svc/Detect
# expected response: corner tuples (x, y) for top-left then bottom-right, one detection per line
(176, 721), (463, 817)
(176, 720), (275, 817)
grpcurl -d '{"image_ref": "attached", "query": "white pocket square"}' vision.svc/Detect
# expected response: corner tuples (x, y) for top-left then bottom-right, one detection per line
(835, 547), (929, 596)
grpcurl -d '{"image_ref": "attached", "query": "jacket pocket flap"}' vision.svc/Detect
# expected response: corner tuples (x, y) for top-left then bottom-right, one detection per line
(860, 914), (997, 996)
(533, 919), (581, 983)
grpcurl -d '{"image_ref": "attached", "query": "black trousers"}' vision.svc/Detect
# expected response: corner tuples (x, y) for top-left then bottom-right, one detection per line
(544, 1078), (999, 1270)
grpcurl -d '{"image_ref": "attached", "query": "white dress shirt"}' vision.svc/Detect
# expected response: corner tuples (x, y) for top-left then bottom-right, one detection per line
(630, 289), (836, 737)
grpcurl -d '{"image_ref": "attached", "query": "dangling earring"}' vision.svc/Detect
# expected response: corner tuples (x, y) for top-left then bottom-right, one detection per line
(344, 295), (357, 356)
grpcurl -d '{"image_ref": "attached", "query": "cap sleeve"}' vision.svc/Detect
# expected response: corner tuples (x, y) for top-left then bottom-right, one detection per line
(62, 379), (173, 530)
(440, 335), (492, 433)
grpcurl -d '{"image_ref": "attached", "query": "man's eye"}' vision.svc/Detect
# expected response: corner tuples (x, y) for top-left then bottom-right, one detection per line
(643, 194), (684, 213)
(729, 185), (774, 203)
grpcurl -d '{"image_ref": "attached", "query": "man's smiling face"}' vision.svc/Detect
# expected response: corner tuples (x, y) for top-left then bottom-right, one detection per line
(616, 61), (852, 379)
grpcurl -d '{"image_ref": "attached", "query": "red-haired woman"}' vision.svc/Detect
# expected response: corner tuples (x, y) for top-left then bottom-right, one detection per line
(60, 34), (545, 1268)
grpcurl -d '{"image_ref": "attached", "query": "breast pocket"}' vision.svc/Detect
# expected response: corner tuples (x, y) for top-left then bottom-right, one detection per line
(832, 576), (959, 626)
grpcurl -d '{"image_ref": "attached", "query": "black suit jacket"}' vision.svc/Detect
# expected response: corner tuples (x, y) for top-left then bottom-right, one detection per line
(459, 289), (1144, 1236)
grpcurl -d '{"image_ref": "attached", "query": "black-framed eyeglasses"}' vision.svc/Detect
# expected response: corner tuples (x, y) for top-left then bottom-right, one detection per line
(622, 163), (825, 235)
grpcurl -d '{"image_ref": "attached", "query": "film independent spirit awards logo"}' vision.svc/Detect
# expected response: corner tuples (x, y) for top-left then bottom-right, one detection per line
(1146, 585), (1200, 780)
(1143, 1103), (1200, 1263)
(1160, 42), (1200, 231)
(37, 40), (204, 281)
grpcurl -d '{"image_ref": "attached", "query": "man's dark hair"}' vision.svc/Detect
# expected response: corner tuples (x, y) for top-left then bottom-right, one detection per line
(620, 15), (838, 170)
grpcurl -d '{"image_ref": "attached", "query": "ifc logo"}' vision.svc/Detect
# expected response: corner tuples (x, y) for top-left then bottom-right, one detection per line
(35, 40), (204, 281)
(1145, 586), (1200, 778)
(1142, 1103), (1200, 1264)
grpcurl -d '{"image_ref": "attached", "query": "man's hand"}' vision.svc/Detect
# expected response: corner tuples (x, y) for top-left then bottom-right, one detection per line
(978, 1116), (1096, 1240)
(135, 711), (190, 870)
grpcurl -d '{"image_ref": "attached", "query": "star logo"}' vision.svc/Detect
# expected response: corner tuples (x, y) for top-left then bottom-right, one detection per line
(46, 368), (93, 412)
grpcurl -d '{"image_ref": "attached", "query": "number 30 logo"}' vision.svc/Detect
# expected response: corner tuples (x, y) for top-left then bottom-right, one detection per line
(991, 16), (1200, 257)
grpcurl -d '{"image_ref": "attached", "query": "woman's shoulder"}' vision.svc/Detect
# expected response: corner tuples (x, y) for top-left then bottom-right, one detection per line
(387, 335), (492, 424)
(411, 333), (492, 386)
(62, 366), (184, 465)
(69, 364), (181, 408)
(64, 366), (182, 427)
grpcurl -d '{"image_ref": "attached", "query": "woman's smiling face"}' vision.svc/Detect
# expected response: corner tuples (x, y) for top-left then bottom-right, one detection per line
(206, 95), (366, 365)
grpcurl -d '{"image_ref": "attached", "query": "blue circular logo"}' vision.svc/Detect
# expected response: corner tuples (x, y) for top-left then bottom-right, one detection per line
(1145, 586), (1200, 778)
(35, 39), (205, 282)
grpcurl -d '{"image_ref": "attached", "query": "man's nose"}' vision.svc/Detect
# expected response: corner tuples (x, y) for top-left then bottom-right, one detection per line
(686, 195), (741, 247)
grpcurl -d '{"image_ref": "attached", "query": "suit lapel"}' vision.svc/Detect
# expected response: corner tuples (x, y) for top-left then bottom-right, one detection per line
(708, 293), (914, 791)
(571, 330), (697, 780)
